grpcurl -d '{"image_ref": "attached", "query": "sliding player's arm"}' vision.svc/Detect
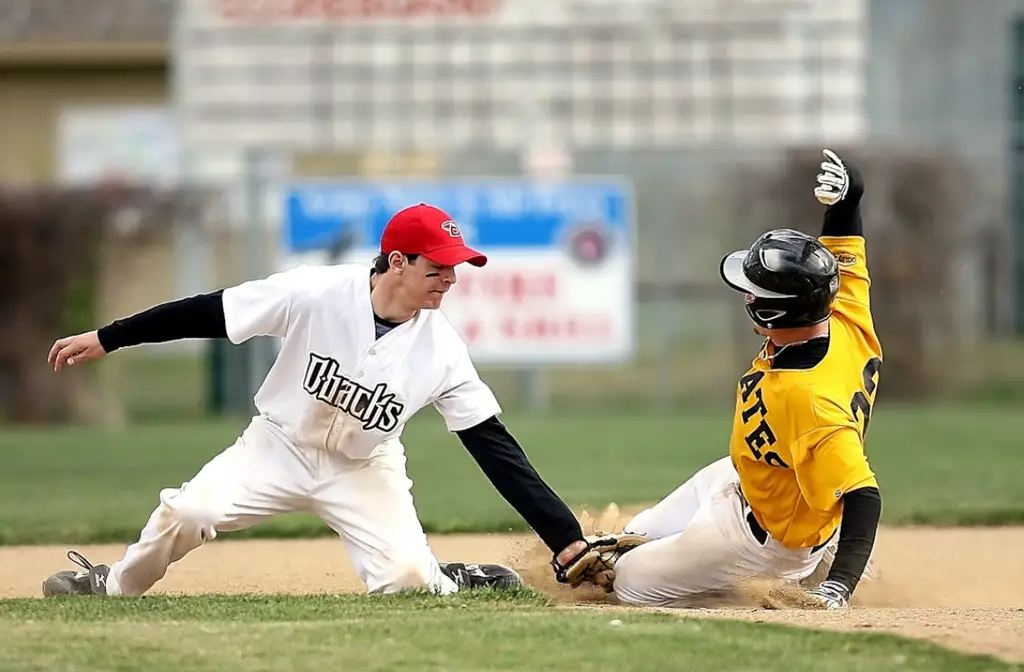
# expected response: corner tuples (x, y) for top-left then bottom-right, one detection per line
(787, 387), (880, 609)
(792, 423), (881, 609)
(813, 149), (874, 326)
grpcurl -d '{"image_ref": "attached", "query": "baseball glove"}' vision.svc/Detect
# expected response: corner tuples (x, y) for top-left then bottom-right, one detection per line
(552, 533), (649, 592)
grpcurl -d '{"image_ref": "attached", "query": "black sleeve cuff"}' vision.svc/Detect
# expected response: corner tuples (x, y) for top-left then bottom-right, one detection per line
(820, 199), (864, 238)
(826, 486), (881, 594)
(97, 290), (228, 353)
(456, 416), (584, 554)
(820, 160), (865, 238)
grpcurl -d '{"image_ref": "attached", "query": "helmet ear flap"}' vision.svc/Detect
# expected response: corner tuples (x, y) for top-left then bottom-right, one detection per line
(745, 298), (790, 331)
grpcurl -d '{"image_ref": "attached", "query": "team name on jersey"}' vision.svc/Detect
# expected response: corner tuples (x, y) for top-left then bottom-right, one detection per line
(738, 370), (789, 469)
(302, 353), (404, 432)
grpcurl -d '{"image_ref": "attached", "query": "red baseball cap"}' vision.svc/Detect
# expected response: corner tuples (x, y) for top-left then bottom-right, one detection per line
(380, 203), (487, 267)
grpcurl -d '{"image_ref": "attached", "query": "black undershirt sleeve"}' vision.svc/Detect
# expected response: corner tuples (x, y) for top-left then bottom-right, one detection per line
(456, 415), (584, 555)
(826, 486), (881, 594)
(820, 192), (864, 238)
(96, 291), (229, 353)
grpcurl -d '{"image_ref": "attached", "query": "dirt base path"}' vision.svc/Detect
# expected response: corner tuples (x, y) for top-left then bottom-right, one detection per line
(2, 526), (1022, 663)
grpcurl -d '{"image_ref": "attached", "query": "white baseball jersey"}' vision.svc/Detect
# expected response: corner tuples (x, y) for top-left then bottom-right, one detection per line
(221, 263), (501, 459)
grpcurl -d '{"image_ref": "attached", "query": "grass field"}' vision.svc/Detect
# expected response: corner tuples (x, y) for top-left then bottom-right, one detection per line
(0, 592), (1017, 672)
(2, 404), (1023, 670)
(0, 405), (1022, 545)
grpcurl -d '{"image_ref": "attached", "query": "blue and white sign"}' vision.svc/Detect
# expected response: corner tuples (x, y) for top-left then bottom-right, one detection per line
(281, 178), (636, 365)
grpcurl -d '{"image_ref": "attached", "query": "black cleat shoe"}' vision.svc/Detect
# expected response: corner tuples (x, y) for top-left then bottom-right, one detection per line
(42, 550), (110, 597)
(440, 562), (523, 590)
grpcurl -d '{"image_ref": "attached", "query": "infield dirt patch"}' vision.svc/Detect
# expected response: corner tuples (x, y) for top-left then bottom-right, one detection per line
(2, 523), (1022, 663)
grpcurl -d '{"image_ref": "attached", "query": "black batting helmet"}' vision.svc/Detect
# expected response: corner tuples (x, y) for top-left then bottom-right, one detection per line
(719, 228), (840, 330)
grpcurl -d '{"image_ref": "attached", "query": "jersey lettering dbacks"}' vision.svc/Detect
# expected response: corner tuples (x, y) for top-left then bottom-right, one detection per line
(728, 236), (882, 550)
(221, 264), (501, 459)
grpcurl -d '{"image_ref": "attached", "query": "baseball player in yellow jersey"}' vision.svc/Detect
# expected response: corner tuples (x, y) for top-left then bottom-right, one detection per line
(560, 149), (882, 609)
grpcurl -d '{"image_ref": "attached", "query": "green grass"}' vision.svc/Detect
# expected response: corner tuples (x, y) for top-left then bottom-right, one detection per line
(0, 404), (1022, 545)
(0, 592), (1016, 672)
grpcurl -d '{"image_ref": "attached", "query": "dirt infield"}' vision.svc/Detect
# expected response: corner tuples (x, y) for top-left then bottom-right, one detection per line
(2, 524), (1022, 663)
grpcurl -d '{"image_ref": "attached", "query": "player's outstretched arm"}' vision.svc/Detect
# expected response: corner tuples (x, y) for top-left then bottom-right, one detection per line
(813, 149), (876, 320)
(791, 408), (882, 608)
(47, 264), (325, 372)
(456, 416), (587, 564)
(48, 291), (227, 372)
(807, 485), (882, 609)
(437, 348), (609, 580)
(457, 417), (642, 591)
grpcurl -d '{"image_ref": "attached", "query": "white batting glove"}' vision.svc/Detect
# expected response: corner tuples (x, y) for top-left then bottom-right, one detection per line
(807, 580), (851, 610)
(813, 149), (850, 206)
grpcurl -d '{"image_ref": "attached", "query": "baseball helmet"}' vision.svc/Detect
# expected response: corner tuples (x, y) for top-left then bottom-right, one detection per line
(719, 228), (840, 330)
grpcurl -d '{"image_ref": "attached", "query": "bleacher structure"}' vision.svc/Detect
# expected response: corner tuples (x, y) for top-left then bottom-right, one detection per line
(175, 0), (868, 153)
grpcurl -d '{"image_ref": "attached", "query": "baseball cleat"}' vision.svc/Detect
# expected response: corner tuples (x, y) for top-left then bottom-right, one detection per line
(42, 550), (110, 597)
(439, 562), (523, 590)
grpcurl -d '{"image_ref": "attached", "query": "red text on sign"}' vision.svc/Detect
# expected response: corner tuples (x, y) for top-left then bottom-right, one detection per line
(456, 273), (557, 304)
(461, 320), (482, 344)
(499, 315), (612, 343)
(218, 0), (500, 21)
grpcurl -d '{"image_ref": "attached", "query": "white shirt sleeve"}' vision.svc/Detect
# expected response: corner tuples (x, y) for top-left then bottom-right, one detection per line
(434, 343), (502, 432)
(221, 265), (320, 344)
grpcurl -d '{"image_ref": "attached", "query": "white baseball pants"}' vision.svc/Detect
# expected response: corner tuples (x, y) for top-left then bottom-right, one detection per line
(612, 456), (827, 607)
(104, 417), (457, 597)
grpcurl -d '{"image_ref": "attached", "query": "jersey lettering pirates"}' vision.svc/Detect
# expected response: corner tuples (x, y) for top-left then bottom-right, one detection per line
(221, 263), (501, 459)
(728, 236), (882, 549)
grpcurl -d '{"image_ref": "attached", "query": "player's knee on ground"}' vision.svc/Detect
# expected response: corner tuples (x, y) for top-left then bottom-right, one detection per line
(611, 550), (667, 607)
(611, 545), (714, 608)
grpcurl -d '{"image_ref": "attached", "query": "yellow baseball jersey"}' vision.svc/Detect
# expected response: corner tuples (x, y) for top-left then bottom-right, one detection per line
(728, 236), (882, 550)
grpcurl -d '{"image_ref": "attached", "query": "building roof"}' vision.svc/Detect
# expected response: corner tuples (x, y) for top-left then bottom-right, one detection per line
(0, 0), (172, 44)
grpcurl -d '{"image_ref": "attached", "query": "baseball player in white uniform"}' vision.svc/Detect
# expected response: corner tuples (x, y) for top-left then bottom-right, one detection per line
(42, 203), (617, 598)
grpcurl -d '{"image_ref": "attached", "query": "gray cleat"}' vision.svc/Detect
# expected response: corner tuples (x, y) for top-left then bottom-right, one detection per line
(42, 550), (110, 597)
(440, 562), (523, 590)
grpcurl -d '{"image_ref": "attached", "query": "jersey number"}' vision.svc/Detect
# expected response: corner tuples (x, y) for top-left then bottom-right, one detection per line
(849, 357), (882, 437)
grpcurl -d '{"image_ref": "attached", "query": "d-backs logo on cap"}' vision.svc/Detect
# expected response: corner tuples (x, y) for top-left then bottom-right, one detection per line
(441, 220), (462, 238)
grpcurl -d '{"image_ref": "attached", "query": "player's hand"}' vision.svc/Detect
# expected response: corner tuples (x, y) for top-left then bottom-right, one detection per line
(807, 579), (851, 609)
(47, 330), (107, 372)
(814, 149), (851, 206)
(551, 533), (648, 592)
(555, 540), (589, 568)
(813, 148), (865, 207)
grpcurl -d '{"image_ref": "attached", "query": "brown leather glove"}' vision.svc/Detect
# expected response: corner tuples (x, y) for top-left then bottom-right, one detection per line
(551, 533), (649, 592)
